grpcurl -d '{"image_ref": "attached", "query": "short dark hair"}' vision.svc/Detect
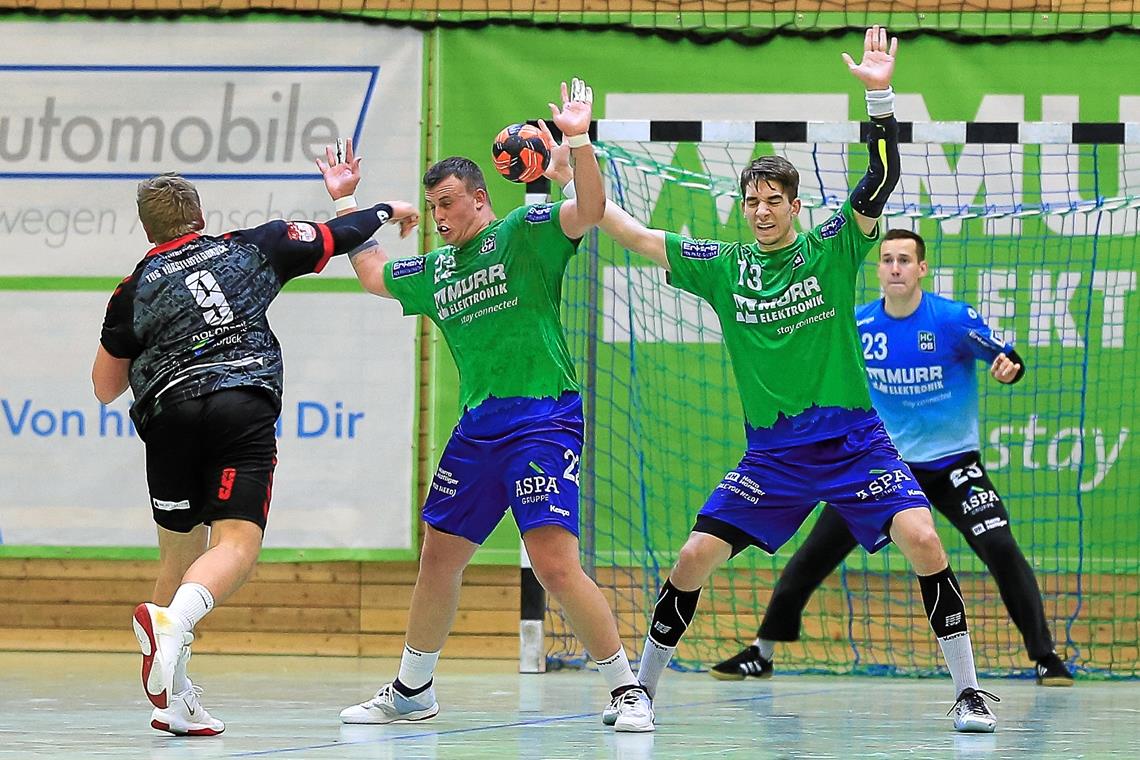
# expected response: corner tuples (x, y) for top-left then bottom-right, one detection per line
(739, 155), (799, 201)
(423, 156), (488, 194)
(882, 228), (927, 262)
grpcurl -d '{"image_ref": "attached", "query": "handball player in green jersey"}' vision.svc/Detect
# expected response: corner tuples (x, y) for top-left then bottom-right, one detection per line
(713, 228), (1073, 689)
(555, 28), (998, 732)
(326, 79), (655, 732)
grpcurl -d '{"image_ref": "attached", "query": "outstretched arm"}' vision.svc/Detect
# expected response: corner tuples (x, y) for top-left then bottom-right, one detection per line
(600, 203), (670, 270)
(842, 26), (902, 236)
(548, 78), (604, 239)
(539, 121), (669, 270)
(316, 138), (419, 298)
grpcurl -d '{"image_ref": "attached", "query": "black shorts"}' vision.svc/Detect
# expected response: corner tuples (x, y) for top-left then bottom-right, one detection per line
(144, 387), (279, 533)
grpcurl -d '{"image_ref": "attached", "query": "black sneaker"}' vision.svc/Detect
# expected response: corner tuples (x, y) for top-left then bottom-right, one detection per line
(710, 645), (773, 681)
(1036, 653), (1074, 687)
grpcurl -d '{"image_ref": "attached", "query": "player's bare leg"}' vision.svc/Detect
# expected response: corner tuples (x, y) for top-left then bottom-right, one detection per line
(340, 525), (477, 725)
(135, 520), (261, 733)
(180, 519), (264, 603)
(405, 526), (480, 652)
(153, 524), (207, 604)
(891, 507), (998, 732)
(524, 525), (653, 732)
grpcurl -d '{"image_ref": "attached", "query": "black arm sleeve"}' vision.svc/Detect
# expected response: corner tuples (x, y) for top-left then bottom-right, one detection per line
(100, 274), (144, 359)
(1005, 348), (1027, 384)
(850, 115), (901, 219)
(326, 203), (393, 254)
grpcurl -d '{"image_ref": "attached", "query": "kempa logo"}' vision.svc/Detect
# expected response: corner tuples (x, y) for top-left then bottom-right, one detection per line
(0, 82), (340, 165)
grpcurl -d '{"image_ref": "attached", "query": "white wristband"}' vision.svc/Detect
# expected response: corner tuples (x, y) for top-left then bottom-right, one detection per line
(565, 133), (591, 149)
(865, 87), (895, 118)
(560, 180), (577, 199)
(333, 195), (358, 213)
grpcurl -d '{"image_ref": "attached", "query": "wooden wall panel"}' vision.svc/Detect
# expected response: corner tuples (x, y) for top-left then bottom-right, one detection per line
(0, 559), (1132, 675)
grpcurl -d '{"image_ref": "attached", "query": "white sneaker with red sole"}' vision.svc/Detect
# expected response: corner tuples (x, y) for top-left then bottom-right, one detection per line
(132, 602), (192, 709)
(151, 682), (225, 736)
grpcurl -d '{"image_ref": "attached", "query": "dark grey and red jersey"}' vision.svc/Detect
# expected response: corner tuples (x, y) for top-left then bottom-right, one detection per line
(101, 219), (335, 432)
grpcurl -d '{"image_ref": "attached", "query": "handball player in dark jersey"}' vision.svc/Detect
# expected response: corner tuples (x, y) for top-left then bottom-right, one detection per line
(92, 168), (417, 735)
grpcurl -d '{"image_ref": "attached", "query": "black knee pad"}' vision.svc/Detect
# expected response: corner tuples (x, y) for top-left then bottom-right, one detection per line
(648, 579), (701, 648)
(919, 566), (969, 639)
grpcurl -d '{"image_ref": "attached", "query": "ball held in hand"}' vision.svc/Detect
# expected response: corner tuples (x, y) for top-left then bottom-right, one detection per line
(492, 123), (550, 183)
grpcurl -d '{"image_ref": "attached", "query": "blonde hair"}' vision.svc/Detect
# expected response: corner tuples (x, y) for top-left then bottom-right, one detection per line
(136, 173), (203, 243)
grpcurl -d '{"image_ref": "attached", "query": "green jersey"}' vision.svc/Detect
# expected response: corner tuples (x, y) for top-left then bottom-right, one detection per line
(665, 201), (879, 444)
(384, 201), (580, 412)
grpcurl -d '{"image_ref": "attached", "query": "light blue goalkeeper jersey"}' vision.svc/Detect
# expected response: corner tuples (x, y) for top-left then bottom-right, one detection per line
(855, 291), (1015, 464)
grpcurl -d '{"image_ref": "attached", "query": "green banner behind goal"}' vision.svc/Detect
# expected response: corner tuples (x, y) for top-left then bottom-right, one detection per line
(550, 127), (1139, 679)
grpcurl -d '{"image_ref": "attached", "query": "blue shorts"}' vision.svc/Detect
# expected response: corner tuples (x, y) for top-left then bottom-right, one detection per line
(697, 418), (930, 554)
(422, 392), (583, 545)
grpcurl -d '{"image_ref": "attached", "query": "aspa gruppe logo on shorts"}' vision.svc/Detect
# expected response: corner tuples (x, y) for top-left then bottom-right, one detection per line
(515, 475), (560, 505)
(819, 213), (846, 239)
(680, 240), (719, 259)
(286, 222), (317, 242)
(855, 468), (910, 500)
(391, 257), (426, 279)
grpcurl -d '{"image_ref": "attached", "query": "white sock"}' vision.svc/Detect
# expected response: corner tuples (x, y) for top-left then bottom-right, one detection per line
(635, 637), (675, 698)
(755, 638), (776, 661)
(595, 647), (639, 694)
(168, 583), (214, 632)
(396, 643), (440, 692)
(938, 631), (980, 695)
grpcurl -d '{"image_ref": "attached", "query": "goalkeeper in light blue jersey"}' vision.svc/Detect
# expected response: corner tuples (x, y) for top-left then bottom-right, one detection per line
(712, 229), (1074, 687)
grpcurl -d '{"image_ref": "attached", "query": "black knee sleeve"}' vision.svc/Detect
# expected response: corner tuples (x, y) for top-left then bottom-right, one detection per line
(648, 579), (701, 648)
(919, 566), (970, 639)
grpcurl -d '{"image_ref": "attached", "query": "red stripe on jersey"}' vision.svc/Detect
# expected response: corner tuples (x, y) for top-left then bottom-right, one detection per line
(312, 223), (335, 273)
(146, 232), (200, 257)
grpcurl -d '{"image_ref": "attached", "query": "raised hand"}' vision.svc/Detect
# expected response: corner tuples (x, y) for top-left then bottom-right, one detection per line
(841, 25), (898, 91)
(536, 119), (572, 185)
(548, 77), (593, 139)
(316, 137), (362, 200)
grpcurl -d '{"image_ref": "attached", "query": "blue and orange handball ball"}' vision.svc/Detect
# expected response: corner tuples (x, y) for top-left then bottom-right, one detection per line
(492, 123), (550, 183)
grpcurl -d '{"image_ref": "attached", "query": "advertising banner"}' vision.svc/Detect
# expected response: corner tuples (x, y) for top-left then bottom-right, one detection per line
(0, 22), (425, 552)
